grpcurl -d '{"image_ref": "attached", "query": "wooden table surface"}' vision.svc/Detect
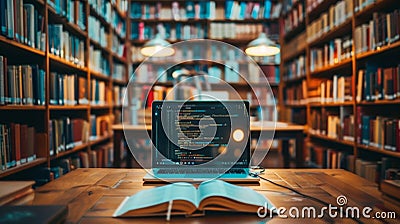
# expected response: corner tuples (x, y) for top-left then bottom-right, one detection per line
(33, 169), (399, 223)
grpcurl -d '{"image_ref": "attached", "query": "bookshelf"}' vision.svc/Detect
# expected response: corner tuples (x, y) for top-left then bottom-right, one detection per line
(0, 0), (129, 181)
(128, 0), (282, 126)
(280, 0), (400, 180)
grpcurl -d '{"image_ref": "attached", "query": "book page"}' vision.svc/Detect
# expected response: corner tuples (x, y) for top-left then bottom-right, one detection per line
(198, 180), (273, 208)
(113, 182), (197, 217)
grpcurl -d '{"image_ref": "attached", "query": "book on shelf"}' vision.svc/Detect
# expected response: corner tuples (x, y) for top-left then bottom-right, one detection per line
(283, 55), (306, 81)
(90, 114), (112, 140)
(307, 0), (353, 43)
(284, 80), (308, 105)
(357, 64), (400, 102)
(282, 0), (305, 35)
(353, 157), (400, 184)
(48, 24), (85, 66)
(309, 108), (354, 141)
(0, 1), (46, 51)
(354, 0), (376, 12)
(309, 35), (353, 72)
(0, 181), (35, 206)
(48, 117), (89, 156)
(306, 144), (353, 170)
(113, 63), (126, 82)
(354, 9), (400, 54)
(113, 86), (127, 106)
(90, 79), (109, 105)
(90, 143), (114, 168)
(49, 72), (88, 105)
(89, 0), (112, 23)
(113, 179), (274, 217)
(88, 16), (110, 49)
(359, 114), (400, 151)
(0, 123), (44, 170)
(89, 45), (110, 76)
(76, 144), (113, 168)
(319, 75), (353, 103)
(131, 22), (206, 41)
(283, 107), (307, 125)
(112, 34), (126, 58)
(112, 8), (126, 38)
(209, 22), (262, 40)
(47, 0), (86, 30)
(0, 60), (46, 106)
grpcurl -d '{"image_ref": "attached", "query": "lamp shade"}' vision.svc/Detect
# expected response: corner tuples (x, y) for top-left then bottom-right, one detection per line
(245, 33), (280, 57)
(140, 34), (175, 57)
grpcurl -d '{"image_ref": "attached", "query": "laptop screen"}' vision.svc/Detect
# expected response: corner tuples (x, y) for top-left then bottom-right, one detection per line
(152, 101), (250, 168)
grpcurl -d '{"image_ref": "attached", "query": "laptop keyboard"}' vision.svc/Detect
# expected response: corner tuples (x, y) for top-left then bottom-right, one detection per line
(157, 168), (246, 175)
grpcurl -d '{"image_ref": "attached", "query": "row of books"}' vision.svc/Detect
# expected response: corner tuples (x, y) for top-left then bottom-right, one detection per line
(90, 79), (109, 105)
(359, 115), (400, 151)
(113, 86), (127, 107)
(111, 33), (125, 58)
(283, 55), (305, 81)
(356, 64), (400, 102)
(49, 72), (88, 105)
(306, 145), (354, 169)
(282, 0), (302, 14)
(113, 63), (126, 82)
(131, 22), (206, 41)
(133, 61), (275, 85)
(0, 123), (40, 170)
(112, 0), (128, 15)
(0, 61), (46, 106)
(112, 9), (126, 39)
(306, 0), (353, 43)
(209, 23), (263, 40)
(89, 46), (110, 76)
(90, 114), (112, 139)
(89, 0), (113, 24)
(309, 35), (353, 72)
(0, 1), (46, 51)
(284, 80), (307, 105)
(354, 0), (376, 13)
(355, 157), (399, 184)
(48, 24), (85, 67)
(282, 107), (307, 125)
(88, 15), (109, 49)
(47, 0), (86, 31)
(130, 1), (281, 21)
(282, 0), (305, 36)
(309, 107), (355, 141)
(318, 75), (353, 104)
(131, 1), (215, 20)
(225, 0), (281, 20)
(354, 10), (400, 55)
(26, 143), (113, 185)
(48, 117), (89, 156)
(78, 145), (114, 168)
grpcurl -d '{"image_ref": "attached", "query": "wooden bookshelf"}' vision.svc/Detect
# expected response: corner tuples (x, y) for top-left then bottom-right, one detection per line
(0, 0), (129, 180)
(280, 0), (400, 174)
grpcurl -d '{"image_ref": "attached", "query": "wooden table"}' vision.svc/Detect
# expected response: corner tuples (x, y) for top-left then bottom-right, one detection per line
(112, 122), (305, 168)
(33, 168), (399, 223)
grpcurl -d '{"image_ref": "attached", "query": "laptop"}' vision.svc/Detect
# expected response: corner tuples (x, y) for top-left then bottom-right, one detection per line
(143, 100), (259, 183)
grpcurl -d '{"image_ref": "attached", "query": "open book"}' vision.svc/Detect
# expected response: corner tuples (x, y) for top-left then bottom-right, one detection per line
(113, 180), (275, 217)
